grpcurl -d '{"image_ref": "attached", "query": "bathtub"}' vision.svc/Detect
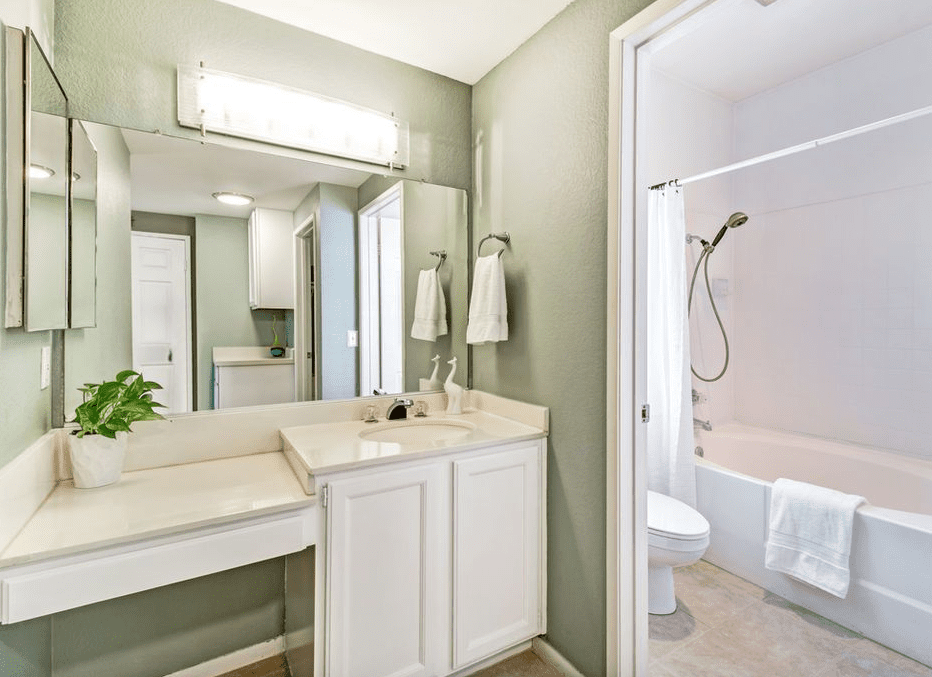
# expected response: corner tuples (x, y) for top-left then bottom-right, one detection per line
(694, 424), (932, 667)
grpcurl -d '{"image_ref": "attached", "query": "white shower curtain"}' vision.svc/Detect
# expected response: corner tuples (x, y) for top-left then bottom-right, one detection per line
(647, 186), (697, 507)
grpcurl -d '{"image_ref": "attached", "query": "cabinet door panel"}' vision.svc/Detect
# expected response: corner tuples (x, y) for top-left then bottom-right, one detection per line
(453, 443), (541, 668)
(327, 464), (444, 677)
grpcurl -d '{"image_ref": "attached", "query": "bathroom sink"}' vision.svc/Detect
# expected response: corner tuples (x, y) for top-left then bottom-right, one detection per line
(359, 419), (476, 444)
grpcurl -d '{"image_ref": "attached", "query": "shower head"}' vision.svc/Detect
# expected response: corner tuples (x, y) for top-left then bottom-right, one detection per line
(710, 212), (749, 248)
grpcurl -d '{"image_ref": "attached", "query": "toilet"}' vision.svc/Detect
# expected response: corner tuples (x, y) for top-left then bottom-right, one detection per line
(647, 490), (711, 615)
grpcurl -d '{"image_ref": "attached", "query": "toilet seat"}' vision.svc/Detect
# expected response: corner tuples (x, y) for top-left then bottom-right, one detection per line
(647, 490), (710, 541)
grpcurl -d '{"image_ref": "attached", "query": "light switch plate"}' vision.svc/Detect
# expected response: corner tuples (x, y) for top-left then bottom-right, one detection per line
(347, 330), (358, 348)
(40, 346), (51, 389)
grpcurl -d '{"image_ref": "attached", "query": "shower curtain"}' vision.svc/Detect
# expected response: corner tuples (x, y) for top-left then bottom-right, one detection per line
(647, 186), (697, 507)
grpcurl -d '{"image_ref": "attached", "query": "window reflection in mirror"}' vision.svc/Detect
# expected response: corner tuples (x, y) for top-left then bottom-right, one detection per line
(25, 31), (69, 331)
(69, 120), (98, 328)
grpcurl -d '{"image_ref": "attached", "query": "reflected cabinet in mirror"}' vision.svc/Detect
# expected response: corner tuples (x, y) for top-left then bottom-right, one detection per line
(64, 124), (467, 417)
(4, 27), (70, 331)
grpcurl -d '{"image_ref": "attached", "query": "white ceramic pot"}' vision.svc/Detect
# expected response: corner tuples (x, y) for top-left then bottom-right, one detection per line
(68, 432), (127, 489)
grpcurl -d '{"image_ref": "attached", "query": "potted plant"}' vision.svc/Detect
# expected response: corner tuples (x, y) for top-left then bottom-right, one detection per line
(69, 369), (166, 488)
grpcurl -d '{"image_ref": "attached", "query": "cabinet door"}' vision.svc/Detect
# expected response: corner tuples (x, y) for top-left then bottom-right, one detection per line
(327, 464), (447, 677)
(249, 208), (294, 309)
(453, 443), (542, 668)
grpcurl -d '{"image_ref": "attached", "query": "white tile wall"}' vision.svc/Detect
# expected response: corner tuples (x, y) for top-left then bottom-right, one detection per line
(731, 25), (932, 460)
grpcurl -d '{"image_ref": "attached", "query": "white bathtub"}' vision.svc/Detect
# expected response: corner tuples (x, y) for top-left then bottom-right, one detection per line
(695, 424), (932, 667)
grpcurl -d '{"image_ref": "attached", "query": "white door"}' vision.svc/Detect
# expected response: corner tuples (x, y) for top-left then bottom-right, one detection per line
(327, 463), (447, 677)
(131, 233), (191, 414)
(453, 443), (542, 668)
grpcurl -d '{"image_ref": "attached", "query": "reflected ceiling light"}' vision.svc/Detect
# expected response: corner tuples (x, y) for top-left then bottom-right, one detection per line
(29, 164), (55, 179)
(177, 64), (409, 168)
(212, 191), (254, 206)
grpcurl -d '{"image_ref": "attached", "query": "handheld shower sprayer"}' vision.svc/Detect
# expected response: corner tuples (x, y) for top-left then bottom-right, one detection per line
(688, 212), (750, 382)
(708, 212), (749, 249)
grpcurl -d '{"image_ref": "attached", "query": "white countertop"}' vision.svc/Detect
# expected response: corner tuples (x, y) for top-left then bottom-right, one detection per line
(281, 408), (547, 477)
(213, 346), (295, 366)
(0, 452), (314, 568)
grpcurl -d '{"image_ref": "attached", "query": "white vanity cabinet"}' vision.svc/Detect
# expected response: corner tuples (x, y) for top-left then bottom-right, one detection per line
(318, 439), (545, 677)
(452, 443), (542, 668)
(248, 207), (294, 309)
(326, 463), (449, 677)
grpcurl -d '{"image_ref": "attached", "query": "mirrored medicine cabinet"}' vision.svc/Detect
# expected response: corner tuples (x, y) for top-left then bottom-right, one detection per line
(3, 26), (98, 333)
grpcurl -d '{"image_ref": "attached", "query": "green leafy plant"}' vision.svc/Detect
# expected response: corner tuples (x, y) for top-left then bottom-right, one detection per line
(73, 370), (166, 438)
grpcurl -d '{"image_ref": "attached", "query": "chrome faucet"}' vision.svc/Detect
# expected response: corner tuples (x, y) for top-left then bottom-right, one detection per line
(386, 398), (414, 420)
(693, 418), (712, 431)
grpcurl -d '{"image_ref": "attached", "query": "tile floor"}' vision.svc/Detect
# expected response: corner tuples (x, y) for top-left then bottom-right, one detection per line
(650, 560), (932, 677)
(472, 649), (563, 677)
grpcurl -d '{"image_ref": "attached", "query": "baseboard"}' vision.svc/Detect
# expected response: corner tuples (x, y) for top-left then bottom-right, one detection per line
(163, 637), (285, 677)
(532, 637), (586, 677)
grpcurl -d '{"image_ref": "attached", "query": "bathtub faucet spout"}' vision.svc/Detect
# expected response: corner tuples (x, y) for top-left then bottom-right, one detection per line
(693, 418), (712, 431)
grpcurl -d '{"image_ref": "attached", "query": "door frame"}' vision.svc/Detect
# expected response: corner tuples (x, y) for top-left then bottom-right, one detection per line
(357, 182), (406, 396)
(130, 230), (193, 414)
(294, 213), (319, 401)
(607, 0), (723, 674)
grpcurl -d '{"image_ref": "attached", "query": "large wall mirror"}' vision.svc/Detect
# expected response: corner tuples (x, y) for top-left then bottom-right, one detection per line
(64, 124), (468, 417)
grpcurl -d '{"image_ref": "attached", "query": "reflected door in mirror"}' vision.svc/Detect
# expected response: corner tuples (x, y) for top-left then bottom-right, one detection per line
(131, 234), (192, 414)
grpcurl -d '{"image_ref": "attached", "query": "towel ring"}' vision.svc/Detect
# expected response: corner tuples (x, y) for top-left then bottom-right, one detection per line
(477, 232), (510, 258)
(430, 249), (447, 271)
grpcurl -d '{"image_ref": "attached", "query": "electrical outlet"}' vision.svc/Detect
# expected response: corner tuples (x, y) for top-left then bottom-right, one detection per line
(347, 330), (358, 348)
(40, 346), (51, 389)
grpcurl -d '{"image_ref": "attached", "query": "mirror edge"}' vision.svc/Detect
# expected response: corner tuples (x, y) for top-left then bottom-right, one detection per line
(3, 25), (25, 328)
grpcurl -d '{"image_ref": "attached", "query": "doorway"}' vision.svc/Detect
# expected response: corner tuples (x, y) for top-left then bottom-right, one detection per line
(358, 184), (405, 397)
(130, 232), (193, 414)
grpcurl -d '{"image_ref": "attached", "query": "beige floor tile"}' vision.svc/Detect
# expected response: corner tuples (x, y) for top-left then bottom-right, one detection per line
(817, 653), (932, 677)
(705, 562), (768, 601)
(649, 604), (711, 660)
(712, 596), (859, 675)
(658, 626), (784, 677)
(649, 664), (677, 677)
(841, 638), (932, 676)
(470, 650), (563, 677)
(670, 562), (762, 628)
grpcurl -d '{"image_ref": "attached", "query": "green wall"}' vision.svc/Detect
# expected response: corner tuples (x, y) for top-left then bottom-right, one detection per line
(63, 123), (133, 418)
(54, 0), (472, 191)
(471, 0), (654, 675)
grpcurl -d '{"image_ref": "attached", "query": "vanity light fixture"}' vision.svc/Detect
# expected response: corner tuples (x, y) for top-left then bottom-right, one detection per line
(177, 64), (409, 168)
(29, 164), (55, 179)
(212, 191), (254, 206)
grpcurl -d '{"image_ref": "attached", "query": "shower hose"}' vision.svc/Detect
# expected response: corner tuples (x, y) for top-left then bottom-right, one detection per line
(688, 245), (729, 382)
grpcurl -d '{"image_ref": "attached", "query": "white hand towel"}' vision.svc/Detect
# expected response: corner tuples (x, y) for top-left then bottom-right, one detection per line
(765, 478), (865, 598)
(411, 269), (448, 341)
(466, 253), (508, 345)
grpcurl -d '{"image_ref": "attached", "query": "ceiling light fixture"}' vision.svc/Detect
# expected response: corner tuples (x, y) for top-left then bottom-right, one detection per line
(177, 64), (409, 168)
(212, 191), (254, 206)
(29, 164), (55, 179)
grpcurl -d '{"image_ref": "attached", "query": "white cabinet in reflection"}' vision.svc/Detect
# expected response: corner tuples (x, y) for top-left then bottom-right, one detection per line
(212, 347), (295, 409)
(248, 207), (294, 310)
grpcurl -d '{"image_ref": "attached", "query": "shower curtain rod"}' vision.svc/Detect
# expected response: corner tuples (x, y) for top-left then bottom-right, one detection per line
(649, 102), (932, 191)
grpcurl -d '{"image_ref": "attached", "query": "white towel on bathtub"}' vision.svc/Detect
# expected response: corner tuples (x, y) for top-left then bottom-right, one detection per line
(765, 478), (865, 598)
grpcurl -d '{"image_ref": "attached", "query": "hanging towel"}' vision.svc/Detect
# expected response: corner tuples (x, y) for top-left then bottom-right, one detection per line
(466, 253), (508, 344)
(765, 478), (865, 598)
(411, 269), (448, 341)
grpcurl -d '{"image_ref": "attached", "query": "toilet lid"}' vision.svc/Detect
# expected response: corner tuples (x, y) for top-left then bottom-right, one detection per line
(647, 490), (710, 540)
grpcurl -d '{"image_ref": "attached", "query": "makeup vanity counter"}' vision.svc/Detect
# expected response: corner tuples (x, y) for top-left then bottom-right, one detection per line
(0, 450), (315, 625)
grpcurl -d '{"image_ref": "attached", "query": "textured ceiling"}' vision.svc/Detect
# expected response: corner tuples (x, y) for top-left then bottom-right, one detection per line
(651, 0), (932, 102)
(213, 0), (575, 84)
